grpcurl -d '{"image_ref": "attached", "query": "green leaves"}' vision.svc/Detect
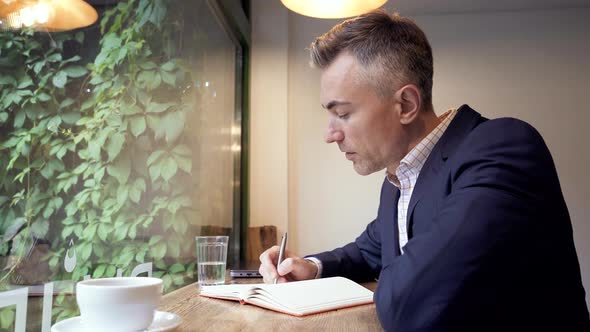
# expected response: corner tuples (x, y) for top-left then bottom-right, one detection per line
(83, 224), (98, 239)
(137, 60), (178, 89)
(160, 111), (185, 143)
(169, 263), (185, 274)
(46, 52), (63, 63)
(149, 235), (162, 246)
(47, 115), (62, 134)
(102, 33), (122, 50)
(59, 98), (75, 109)
(14, 111), (26, 128)
(52, 71), (68, 88)
(160, 158), (178, 182)
(150, 0), (167, 25)
(129, 178), (146, 203)
(0, 75), (17, 86)
(107, 152), (131, 184)
(37, 92), (51, 102)
(146, 101), (174, 113)
(118, 248), (135, 266)
(113, 223), (130, 242)
(43, 197), (64, 218)
(150, 241), (167, 260)
(136, 70), (158, 89)
(147, 150), (165, 166)
(61, 112), (82, 125)
(40, 158), (65, 179)
(78, 242), (93, 261)
(17, 75), (33, 89)
(63, 65), (88, 78)
(146, 110), (186, 143)
(0, 308), (15, 330)
(161, 70), (176, 86)
(106, 132), (125, 162)
(31, 219), (49, 238)
(160, 61), (175, 71)
(139, 61), (157, 70)
(147, 148), (190, 182)
(56, 173), (79, 194)
(33, 61), (45, 74)
(97, 223), (112, 241)
(94, 32), (126, 72)
(117, 185), (128, 203)
(0, 0), (206, 310)
(93, 264), (107, 278)
(172, 144), (191, 156)
(130, 116), (146, 137)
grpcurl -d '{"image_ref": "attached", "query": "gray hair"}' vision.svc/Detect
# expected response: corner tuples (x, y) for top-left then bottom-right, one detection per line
(309, 9), (434, 108)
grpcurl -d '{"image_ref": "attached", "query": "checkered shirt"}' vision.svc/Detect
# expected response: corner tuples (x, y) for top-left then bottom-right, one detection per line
(387, 108), (457, 254)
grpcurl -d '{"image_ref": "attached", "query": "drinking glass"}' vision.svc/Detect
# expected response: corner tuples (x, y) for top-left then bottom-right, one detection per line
(196, 236), (228, 285)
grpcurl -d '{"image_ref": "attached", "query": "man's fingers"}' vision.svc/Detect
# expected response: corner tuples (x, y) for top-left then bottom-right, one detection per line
(259, 245), (280, 264)
(277, 257), (317, 280)
(259, 264), (277, 281)
(259, 246), (282, 283)
(259, 247), (314, 283)
(277, 257), (295, 276)
(262, 274), (275, 284)
(262, 273), (287, 284)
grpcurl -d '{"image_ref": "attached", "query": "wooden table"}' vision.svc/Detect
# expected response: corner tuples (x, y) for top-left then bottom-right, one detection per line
(159, 276), (383, 331)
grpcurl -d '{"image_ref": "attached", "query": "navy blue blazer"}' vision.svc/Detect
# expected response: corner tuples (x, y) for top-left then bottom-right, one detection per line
(313, 105), (589, 331)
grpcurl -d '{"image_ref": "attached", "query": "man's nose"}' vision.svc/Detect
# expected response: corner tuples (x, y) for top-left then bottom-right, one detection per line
(324, 127), (344, 144)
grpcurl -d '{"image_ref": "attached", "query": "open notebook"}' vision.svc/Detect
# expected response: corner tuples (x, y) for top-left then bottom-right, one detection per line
(199, 277), (374, 317)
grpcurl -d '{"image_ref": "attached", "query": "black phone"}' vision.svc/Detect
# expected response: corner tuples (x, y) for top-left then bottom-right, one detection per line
(229, 269), (262, 278)
(230, 261), (262, 278)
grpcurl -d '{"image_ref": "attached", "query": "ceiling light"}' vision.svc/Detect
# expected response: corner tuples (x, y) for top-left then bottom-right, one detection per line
(280, 0), (388, 19)
(0, 0), (98, 32)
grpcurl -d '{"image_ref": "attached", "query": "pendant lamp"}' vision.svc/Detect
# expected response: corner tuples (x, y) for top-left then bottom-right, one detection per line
(0, 0), (98, 32)
(280, 0), (388, 19)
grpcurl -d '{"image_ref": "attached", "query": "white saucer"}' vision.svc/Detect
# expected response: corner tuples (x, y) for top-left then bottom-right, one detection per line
(51, 310), (182, 332)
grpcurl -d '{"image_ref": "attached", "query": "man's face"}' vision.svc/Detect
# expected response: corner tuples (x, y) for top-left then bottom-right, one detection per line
(320, 53), (407, 176)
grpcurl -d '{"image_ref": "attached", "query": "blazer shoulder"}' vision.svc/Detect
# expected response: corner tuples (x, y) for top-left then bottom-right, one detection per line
(473, 117), (544, 140)
(459, 116), (549, 155)
(448, 116), (558, 197)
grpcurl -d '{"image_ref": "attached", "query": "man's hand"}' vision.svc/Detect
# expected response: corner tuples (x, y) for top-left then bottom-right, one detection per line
(258, 245), (318, 283)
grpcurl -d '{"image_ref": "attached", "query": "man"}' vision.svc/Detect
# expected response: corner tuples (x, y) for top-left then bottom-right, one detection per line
(258, 10), (589, 332)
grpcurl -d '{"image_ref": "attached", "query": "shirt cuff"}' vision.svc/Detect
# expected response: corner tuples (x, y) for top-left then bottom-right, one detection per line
(304, 257), (323, 279)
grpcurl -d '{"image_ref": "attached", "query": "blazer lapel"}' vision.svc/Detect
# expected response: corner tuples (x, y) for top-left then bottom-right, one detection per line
(405, 151), (443, 237)
(380, 180), (401, 266)
(406, 105), (484, 237)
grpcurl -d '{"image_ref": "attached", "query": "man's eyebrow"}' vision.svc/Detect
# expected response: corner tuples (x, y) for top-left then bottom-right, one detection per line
(322, 100), (351, 110)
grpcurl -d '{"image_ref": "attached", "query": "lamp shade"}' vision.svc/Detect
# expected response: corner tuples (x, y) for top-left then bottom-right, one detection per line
(280, 0), (388, 19)
(0, 0), (98, 31)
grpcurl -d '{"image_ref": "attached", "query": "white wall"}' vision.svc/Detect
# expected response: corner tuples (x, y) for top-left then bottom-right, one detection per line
(249, 0), (289, 238)
(250, 5), (590, 304)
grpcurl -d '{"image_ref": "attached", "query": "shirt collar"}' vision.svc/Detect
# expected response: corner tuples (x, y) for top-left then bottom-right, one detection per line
(387, 108), (457, 186)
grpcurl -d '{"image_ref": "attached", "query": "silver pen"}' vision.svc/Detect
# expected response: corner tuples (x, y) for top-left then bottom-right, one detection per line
(274, 232), (288, 284)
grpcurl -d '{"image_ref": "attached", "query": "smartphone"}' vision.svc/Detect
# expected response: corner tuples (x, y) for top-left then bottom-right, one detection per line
(229, 269), (262, 278)
(230, 261), (262, 278)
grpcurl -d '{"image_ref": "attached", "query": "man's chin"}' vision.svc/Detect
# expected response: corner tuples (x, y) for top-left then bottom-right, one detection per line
(352, 163), (381, 176)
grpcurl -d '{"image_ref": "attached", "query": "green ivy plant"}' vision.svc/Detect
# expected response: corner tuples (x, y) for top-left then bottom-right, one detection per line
(0, 0), (207, 327)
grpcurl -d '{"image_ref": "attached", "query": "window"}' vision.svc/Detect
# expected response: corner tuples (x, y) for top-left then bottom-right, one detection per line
(0, 0), (248, 329)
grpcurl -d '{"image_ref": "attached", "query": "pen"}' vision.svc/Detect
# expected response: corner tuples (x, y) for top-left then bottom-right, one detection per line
(274, 232), (288, 284)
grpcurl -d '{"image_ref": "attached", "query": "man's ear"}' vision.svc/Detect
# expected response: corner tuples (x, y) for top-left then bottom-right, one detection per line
(396, 84), (421, 125)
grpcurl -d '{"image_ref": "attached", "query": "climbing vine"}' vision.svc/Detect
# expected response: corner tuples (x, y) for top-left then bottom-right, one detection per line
(0, 0), (208, 326)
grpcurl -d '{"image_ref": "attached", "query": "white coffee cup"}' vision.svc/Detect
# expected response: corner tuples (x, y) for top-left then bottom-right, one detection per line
(76, 277), (163, 331)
